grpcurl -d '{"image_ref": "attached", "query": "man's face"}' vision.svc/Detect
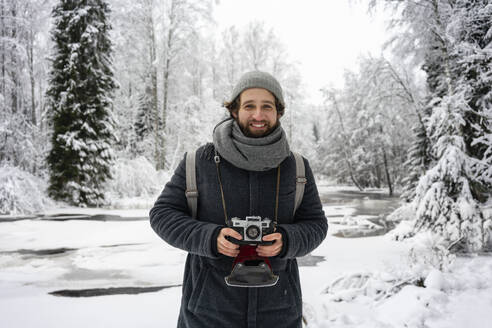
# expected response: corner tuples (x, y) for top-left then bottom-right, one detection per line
(232, 88), (280, 138)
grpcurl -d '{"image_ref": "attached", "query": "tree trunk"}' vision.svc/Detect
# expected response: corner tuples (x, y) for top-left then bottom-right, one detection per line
(10, 3), (18, 114)
(161, 0), (177, 170)
(29, 26), (36, 125)
(330, 93), (363, 191)
(375, 162), (381, 188)
(382, 147), (393, 197)
(1, 0), (5, 98)
(147, 2), (160, 170)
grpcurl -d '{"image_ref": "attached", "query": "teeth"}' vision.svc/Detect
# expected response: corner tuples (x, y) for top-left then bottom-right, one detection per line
(252, 124), (265, 127)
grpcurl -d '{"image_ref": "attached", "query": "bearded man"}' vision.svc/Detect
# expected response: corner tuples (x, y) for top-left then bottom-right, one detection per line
(150, 71), (327, 328)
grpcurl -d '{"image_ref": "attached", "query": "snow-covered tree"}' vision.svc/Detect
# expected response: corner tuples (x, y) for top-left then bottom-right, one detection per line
(47, 0), (116, 206)
(400, 115), (433, 202)
(0, 0), (53, 174)
(448, 0), (492, 202)
(413, 91), (487, 252)
(320, 56), (421, 194)
(374, 0), (491, 251)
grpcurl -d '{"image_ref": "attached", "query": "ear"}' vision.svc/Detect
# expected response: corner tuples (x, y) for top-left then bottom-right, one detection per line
(231, 110), (238, 119)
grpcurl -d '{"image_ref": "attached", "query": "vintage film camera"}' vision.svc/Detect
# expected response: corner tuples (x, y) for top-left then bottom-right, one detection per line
(225, 216), (279, 287)
(227, 216), (275, 245)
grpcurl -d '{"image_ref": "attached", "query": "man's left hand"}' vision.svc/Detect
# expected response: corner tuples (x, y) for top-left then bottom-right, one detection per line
(256, 233), (283, 257)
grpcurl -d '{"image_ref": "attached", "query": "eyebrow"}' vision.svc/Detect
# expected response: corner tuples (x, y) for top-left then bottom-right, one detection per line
(242, 100), (275, 106)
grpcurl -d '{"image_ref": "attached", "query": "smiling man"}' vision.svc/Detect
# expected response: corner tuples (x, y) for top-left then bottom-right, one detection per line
(150, 71), (327, 328)
(230, 88), (279, 137)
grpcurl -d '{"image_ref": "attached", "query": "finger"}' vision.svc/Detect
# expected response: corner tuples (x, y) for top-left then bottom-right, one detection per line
(223, 228), (243, 240)
(257, 245), (282, 257)
(257, 241), (282, 252)
(258, 248), (280, 257)
(220, 249), (240, 257)
(258, 245), (281, 253)
(262, 233), (281, 241)
(218, 244), (240, 257)
(219, 239), (239, 251)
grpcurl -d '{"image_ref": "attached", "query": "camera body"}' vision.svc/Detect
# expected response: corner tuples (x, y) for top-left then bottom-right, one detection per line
(229, 216), (274, 243)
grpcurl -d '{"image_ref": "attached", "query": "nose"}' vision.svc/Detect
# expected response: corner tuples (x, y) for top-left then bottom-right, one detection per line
(251, 108), (264, 121)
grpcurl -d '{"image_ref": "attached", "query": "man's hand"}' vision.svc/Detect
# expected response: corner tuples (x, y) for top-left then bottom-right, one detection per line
(217, 228), (242, 257)
(256, 233), (283, 257)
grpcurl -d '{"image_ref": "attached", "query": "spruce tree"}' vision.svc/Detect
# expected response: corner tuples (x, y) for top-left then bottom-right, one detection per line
(377, 0), (491, 251)
(450, 0), (492, 202)
(47, 0), (116, 206)
(135, 83), (154, 141)
(411, 0), (490, 251)
(400, 116), (433, 202)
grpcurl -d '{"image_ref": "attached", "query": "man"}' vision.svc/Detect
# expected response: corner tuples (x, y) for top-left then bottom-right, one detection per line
(150, 71), (327, 328)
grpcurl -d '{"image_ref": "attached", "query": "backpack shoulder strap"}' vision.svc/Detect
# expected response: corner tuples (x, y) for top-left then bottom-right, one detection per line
(292, 151), (307, 216)
(186, 149), (306, 219)
(185, 150), (198, 219)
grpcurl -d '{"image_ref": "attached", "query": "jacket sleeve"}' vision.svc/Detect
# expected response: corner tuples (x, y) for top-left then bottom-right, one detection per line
(149, 153), (222, 259)
(278, 157), (328, 259)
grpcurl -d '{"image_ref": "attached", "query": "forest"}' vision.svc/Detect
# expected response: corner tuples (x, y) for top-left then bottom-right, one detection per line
(0, 1), (491, 327)
(0, 0), (491, 249)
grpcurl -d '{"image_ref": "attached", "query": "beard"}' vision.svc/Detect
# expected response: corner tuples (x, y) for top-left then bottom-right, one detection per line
(236, 118), (280, 138)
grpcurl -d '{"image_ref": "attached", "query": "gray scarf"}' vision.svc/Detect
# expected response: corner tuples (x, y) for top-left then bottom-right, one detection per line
(213, 118), (290, 171)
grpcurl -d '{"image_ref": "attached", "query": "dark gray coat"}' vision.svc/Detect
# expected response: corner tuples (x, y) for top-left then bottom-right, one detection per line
(150, 143), (327, 328)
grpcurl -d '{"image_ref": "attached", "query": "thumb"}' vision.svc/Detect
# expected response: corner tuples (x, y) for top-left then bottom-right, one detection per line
(223, 228), (243, 240)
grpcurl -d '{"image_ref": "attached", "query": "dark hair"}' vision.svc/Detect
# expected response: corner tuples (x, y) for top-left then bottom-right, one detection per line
(223, 93), (285, 118)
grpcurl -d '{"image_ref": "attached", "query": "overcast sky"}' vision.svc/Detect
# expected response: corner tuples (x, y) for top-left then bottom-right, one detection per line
(214, 0), (390, 103)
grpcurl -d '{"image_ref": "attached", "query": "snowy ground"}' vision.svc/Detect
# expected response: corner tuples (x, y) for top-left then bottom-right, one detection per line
(1, 186), (491, 327)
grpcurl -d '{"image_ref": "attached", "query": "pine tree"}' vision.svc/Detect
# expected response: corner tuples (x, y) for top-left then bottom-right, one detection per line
(413, 91), (486, 252)
(409, 0), (489, 251)
(400, 117), (433, 202)
(47, 0), (116, 206)
(449, 0), (492, 202)
(135, 83), (154, 141)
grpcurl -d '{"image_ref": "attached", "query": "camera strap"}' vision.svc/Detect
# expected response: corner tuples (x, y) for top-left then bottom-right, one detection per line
(214, 150), (280, 231)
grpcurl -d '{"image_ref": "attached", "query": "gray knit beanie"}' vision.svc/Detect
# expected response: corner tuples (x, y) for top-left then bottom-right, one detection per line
(229, 71), (285, 107)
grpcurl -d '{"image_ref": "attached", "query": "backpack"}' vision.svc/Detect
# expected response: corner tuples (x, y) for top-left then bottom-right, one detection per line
(185, 150), (306, 219)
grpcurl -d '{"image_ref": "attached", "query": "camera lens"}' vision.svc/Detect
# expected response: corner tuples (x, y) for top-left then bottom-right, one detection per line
(246, 225), (260, 239)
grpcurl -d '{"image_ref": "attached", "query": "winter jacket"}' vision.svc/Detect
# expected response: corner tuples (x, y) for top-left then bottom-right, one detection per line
(150, 143), (328, 328)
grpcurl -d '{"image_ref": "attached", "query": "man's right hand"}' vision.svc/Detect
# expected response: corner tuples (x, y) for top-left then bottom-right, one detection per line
(217, 228), (242, 257)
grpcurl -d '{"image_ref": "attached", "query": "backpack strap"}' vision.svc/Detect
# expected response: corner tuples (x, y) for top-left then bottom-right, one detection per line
(185, 149), (307, 219)
(185, 150), (198, 219)
(292, 151), (307, 216)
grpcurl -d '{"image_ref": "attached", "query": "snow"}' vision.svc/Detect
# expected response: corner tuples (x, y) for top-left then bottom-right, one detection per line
(0, 165), (53, 215)
(424, 269), (447, 291)
(1, 188), (491, 327)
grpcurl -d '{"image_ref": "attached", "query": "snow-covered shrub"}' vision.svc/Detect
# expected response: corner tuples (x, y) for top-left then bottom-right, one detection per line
(105, 156), (170, 199)
(387, 220), (415, 241)
(387, 202), (416, 223)
(321, 270), (425, 304)
(386, 202), (417, 240)
(0, 165), (52, 215)
(407, 232), (456, 275)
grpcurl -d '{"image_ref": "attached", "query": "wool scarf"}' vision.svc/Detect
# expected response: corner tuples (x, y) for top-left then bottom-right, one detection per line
(212, 118), (290, 171)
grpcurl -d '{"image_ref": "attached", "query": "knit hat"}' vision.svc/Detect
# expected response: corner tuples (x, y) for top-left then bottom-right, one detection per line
(229, 71), (285, 108)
